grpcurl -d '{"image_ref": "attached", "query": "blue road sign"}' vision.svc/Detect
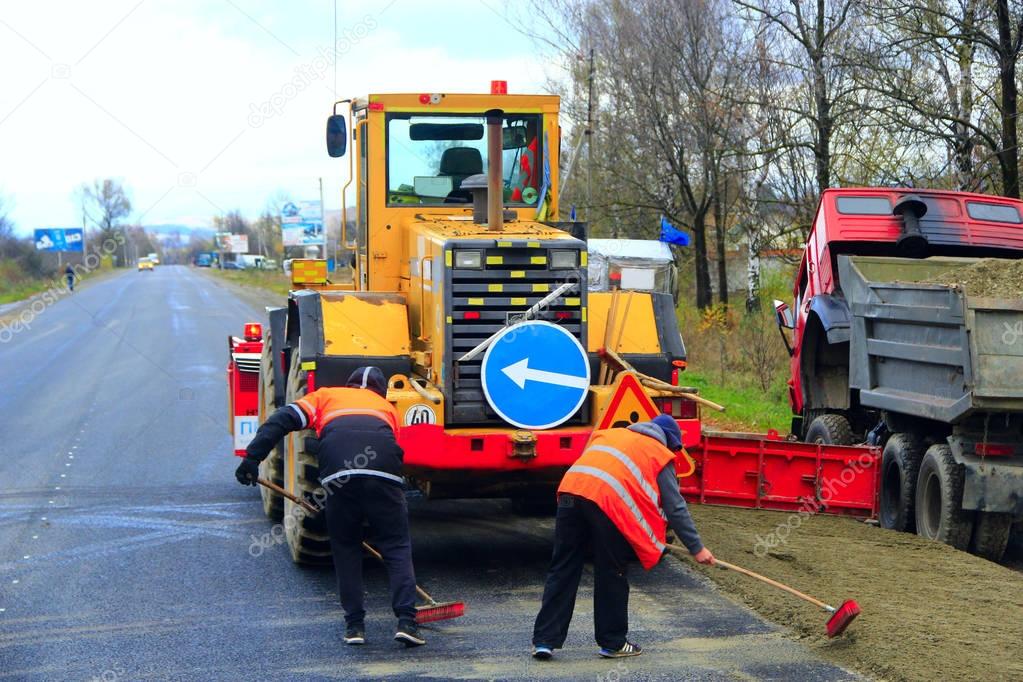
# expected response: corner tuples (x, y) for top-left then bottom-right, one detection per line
(34, 228), (84, 252)
(481, 321), (590, 430)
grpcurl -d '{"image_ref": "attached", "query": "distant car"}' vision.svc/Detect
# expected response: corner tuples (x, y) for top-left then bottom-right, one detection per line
(222, 261), (243, 270)
(138, 258), (154, 271)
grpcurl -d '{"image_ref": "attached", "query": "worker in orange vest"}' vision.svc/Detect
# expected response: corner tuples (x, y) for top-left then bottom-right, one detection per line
(235, 367), (425, 648)
(531, 414), (715, 660)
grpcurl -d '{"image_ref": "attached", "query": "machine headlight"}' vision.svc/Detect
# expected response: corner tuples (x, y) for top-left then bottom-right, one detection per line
(551, 250), (577, 269)
(454, 250), (482, 269)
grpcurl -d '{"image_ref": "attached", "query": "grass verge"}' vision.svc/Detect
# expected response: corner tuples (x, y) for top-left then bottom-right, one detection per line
(682, 370), (792, 433)
(206, 268), (292, 298)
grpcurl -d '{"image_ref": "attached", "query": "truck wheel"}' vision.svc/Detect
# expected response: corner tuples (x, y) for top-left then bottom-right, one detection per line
(804, 414), (855, 446)
(258, 329), (284, 522)
(283, 349), (332, 565)
(879, 433), (923, 532)
(915, 444), (973, 550)
(971, 512), (1012, 561)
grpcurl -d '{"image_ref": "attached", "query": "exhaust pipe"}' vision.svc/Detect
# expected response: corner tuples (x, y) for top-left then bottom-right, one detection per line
(485, 108), (504, 232)
(893, 194), (928, 258)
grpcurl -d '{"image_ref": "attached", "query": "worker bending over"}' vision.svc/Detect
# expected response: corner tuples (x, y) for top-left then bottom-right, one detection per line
(235, 367), (424, 648)
(532, 414), (715, 660)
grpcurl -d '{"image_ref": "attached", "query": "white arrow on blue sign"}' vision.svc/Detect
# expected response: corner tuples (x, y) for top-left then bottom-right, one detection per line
(481, 320), (591, 430)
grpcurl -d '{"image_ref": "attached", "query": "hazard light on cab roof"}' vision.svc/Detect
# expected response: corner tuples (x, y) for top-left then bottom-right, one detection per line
(491, 80), (508, 94)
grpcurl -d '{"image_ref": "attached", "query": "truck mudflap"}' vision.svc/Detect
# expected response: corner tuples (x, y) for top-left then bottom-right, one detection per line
(958, 455), (1023, 515)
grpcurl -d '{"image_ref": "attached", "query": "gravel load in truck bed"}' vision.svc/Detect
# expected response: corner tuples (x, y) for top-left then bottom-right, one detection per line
(927, 257), (1023, 298)
(679, 505), (1023, 682)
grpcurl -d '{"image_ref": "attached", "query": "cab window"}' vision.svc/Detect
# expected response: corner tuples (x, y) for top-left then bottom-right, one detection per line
(385, 113), (542, 206)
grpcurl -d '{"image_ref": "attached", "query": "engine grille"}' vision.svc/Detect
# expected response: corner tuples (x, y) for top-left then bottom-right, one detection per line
(446, 244), (586, 425)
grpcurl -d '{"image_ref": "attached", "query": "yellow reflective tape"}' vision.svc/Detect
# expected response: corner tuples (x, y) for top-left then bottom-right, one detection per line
(530, 256), (547, 265)
(486, 255), (503, 265)
(510, 270), (525, 278)
(468, 297), (484, 305)
(445, 251), (452, 266)
(510, 297), (527, 306)
(527, 241), (540, 248)
(565, 297), (580, 306)
(582, 306), (587, 322)
(300, 361), (317, 371)
(496, 241), (512, 248)
(446, 316), (452, 323)
(580, 252), (588, 266)
(488, 284), (503, 292)
(532, 283), (550, 293)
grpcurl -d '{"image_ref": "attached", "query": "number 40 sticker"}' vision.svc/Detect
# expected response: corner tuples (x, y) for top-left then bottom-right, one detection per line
(404, 403), (437, 426)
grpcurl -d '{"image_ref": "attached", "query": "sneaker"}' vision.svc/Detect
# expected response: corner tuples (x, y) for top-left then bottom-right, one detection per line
(599, 641), (643, 658)
(394, 620), (426, 647)
(344, 624), (365, 645)
(532, 645), (553, 660)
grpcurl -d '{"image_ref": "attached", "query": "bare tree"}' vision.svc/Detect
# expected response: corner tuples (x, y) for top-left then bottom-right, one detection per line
(79, 179), (132, 266)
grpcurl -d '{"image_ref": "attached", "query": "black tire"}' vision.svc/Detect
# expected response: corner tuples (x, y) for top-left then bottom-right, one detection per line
(971, 512), (1012, 561)
(258, 329), (284, 521)
(804, 414), (855, 446)
(283, 348), (332, 565)
(915, 444), (973, 550)
(879, 433), (923, 532)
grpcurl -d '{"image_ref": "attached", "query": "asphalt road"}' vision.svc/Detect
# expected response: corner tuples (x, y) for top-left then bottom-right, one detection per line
(0, 266), (861, 681)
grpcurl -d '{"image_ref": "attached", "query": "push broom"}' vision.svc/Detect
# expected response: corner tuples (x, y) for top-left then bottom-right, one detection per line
(666, 544), (860, 637)
(257, 478), (466, 623)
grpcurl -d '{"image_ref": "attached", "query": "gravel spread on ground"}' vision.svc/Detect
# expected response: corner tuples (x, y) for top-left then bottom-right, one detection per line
(676, 505), (1023, 682)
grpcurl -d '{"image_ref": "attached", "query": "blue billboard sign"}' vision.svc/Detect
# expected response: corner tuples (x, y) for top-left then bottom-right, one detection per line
(34, 228), (84, 252)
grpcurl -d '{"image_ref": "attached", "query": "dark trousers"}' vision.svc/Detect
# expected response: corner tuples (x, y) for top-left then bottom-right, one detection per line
(323, 476), (418, 626)
(532, 494), (635, 650)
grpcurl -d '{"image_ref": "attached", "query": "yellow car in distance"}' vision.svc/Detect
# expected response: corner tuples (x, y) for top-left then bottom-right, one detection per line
(138, 258), (154, 272)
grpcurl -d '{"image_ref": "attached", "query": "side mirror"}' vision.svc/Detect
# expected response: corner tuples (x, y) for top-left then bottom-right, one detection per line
(773, 299), (794, 357)
(326, 114), (347, 158)
(773, 299), (794, 329)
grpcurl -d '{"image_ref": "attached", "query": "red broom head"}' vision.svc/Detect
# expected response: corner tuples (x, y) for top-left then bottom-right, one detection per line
(826, 599), (860, 637)
(415, 601), (466, 624)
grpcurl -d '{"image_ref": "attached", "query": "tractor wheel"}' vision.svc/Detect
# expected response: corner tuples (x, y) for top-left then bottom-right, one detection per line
(283, 349), (332, 565)
(971, 512), (1012, 562)
(915, 444), (973, 550)
(879, 433), (924, 532)
(804, 414), (855, 446)
(258, 329), (283, 521)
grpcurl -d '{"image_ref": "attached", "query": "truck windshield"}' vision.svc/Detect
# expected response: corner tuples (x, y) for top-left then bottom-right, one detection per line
(386, 113), (543, 206)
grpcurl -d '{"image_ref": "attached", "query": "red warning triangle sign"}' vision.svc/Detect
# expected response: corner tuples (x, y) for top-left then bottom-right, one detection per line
(597, 373), (661, 430)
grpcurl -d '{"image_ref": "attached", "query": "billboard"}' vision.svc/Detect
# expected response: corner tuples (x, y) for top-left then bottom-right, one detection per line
(34, 228), (84, 252)
(214, 233), (249, 253)
(281, 200), (324, 247)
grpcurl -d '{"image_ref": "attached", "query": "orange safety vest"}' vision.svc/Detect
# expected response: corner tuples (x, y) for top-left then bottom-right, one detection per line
(559, 429), (676, 569)
(294, 387), (399, 436)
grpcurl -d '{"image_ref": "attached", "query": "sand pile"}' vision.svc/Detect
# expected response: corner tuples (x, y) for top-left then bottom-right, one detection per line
(680, 505), (1023, 682)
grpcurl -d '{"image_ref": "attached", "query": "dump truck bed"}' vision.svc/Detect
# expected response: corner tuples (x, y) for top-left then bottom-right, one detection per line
(840, 254), (1023, 422)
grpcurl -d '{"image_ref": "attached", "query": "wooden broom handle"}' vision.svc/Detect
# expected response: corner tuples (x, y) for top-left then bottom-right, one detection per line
(256, 477), (436, 604)
(665, 543), (830, 610)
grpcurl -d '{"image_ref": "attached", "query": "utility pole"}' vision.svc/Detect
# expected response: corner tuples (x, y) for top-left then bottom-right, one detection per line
(319, 177), (327, 265)
(585, 47), (594, 222)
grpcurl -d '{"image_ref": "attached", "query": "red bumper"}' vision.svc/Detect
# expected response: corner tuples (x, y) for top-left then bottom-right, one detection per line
(398, 418), (703, 473)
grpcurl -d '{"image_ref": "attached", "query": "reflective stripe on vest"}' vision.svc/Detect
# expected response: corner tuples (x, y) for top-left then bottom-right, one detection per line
(321, 408), (394, 425)
(321, 469), (403, 486)
(587, 444), (666, 520)
(568, 464), (666, 555)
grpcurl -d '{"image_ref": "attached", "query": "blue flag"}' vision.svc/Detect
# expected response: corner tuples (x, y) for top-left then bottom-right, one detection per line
(659, 216), (690, 246)
(570, 205), (577, 221)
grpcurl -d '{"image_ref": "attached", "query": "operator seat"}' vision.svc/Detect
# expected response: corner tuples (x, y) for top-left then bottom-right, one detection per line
(439, 147), (483, 190)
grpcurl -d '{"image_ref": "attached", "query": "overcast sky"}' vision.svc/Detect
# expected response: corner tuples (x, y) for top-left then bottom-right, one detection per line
(0, 0), (552, 234)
